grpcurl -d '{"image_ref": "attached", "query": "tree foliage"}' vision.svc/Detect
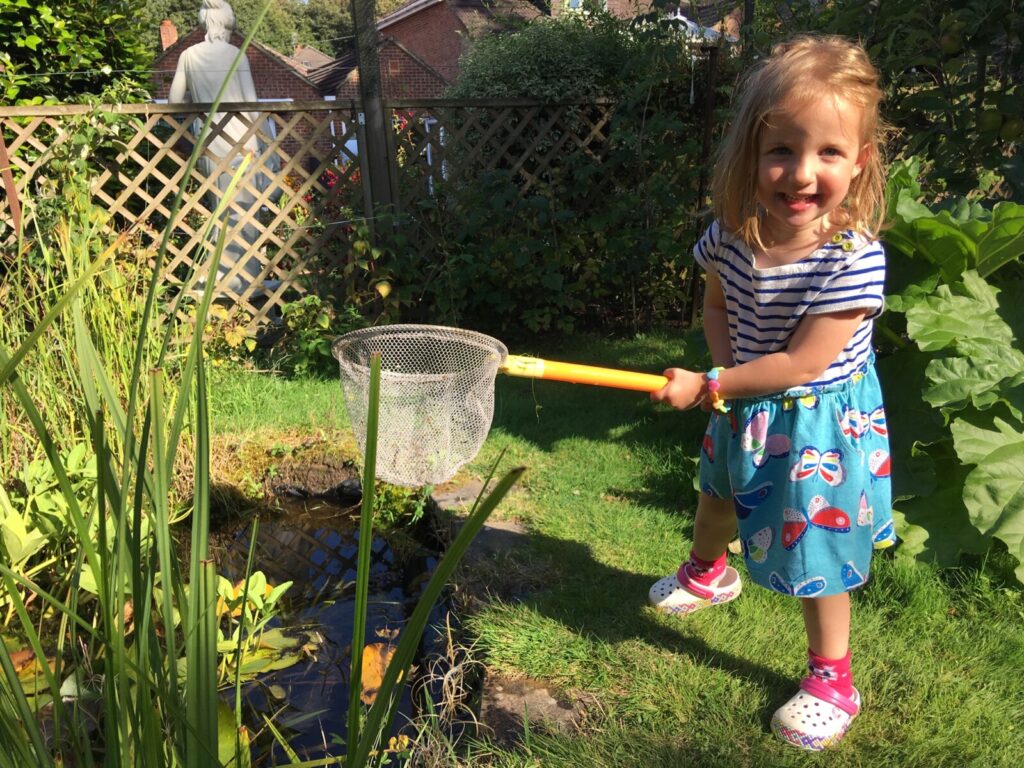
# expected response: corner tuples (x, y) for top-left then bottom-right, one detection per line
(293, 0), (354, 58)
(0, 0), (152, 104)
(446, 13), (642, 100)
(878, 158), (1024, 582)
(391, 13), (717, 334)
(141, 0), (301, 56)
(140, 0), (356, 59)
(816, 0), (1023, 200)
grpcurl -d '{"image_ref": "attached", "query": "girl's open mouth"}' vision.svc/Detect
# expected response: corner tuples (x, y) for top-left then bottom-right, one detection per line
(780, 193), (820, 210)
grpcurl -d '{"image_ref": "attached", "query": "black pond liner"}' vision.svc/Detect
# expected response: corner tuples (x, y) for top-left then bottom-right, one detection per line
(211, 485), (457, 765)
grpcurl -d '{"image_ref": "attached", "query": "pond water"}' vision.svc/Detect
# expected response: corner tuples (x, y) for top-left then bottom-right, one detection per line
(211, 490), (450, 764)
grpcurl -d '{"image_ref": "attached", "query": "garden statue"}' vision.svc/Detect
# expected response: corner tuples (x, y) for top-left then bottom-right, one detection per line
(169, 0), (273, 298)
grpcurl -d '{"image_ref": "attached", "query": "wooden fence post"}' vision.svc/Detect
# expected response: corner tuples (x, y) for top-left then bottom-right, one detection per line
(0, 125), (22, 236)
(351, 0), (397, 231)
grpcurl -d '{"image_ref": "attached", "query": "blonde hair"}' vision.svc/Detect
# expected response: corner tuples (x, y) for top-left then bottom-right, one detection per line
(711, 35), (888, 247)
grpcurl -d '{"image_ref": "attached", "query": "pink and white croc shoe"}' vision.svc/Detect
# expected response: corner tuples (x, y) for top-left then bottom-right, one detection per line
(648, 563), (742, 615)
(771, 676), (861, 750)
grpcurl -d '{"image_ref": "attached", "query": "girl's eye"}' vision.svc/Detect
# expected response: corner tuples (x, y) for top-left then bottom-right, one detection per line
(822, 147), (843, 157)
(766, 146), (791, 156)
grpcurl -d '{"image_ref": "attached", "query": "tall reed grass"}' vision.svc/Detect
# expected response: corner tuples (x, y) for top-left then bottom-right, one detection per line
(0, 193), (522, 766)
(0, 187), (173, 475)
(0, 6), (521, 762)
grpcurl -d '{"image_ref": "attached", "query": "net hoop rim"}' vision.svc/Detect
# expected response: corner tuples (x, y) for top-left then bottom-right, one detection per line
(331, 324), (509, 375)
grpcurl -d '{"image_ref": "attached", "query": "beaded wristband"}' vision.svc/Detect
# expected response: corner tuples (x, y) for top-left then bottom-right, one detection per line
(705, 367), (730, 413)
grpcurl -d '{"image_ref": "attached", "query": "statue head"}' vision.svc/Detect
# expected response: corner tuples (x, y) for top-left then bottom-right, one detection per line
(199, 0), (235, 43)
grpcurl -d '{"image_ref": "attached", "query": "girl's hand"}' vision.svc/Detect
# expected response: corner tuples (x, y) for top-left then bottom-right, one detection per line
(650, 368), (705, 410)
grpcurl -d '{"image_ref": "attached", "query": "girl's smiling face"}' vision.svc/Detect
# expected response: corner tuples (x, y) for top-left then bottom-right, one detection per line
(756, 94), (869, 244)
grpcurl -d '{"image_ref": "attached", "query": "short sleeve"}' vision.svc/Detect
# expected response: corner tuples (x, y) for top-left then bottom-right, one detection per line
(806, 238), (886, 318)
(692, 220), (721, 272)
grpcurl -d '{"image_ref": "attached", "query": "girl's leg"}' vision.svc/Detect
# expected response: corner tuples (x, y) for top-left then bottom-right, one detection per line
(801, 592), (850, 659)
(771, 593), (859, 750)
(690, 493), (737, 562)
(648, 493), (740, 613)
(801, 592), (855, 698)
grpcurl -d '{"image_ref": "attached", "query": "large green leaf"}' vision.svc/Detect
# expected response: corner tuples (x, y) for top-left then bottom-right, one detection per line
(893, 188), (934, 222)
(906, 272), (1024, 410)
(923, 357), (1018, 408)
(976, 202), (1024, 278)
(876, 350), (943, 499)
(950, 416), (1024, 582)
(883, 190), (935, 259)
(882, 227), (943, 312)
(894, 209), (976, 281)
(892, 451), (986, 566)
(905, 273), (1008, 352)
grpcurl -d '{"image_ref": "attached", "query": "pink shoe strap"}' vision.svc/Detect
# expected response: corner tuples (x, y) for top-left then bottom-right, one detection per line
(799, 675), (860, 716)
(675, 563), (715, 600)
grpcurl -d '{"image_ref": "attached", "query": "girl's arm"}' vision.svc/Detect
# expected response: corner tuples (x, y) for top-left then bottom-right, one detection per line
(703, 270), (734, 368)
(651, 308), (868, 410)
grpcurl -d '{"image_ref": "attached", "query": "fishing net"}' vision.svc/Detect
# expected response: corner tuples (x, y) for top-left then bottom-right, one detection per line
(332, 325), (508, 487)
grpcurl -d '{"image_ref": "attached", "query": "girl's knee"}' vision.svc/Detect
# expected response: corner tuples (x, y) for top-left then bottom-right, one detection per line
(698, 493), (734, 515)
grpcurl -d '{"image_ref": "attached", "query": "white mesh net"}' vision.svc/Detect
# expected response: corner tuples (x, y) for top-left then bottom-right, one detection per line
(332, 325), (508, 487)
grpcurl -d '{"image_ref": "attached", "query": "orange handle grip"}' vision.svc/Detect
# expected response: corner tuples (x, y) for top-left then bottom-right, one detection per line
(501, 355), (668, 392)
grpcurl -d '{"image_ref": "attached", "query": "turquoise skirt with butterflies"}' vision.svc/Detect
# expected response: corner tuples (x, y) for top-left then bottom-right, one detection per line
(699, 362), (895, 598)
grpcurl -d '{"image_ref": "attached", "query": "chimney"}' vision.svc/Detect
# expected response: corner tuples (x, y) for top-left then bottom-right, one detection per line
(160, 19), (178, 51)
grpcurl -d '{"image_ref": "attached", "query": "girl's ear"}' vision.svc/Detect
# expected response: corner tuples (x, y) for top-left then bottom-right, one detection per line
(852, 143), (872, 178)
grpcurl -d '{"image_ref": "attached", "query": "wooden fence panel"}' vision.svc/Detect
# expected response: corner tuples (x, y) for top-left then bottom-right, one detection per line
(387, 99), (614, 257)
(1, 99), (612, 332)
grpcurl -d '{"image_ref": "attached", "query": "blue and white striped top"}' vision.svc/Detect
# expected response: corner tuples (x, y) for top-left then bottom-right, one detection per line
(693, 220), (885, 389)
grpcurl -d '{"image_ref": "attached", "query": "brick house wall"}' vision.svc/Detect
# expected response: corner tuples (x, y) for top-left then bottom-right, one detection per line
(604, 0), (655, 18)
(324, 0), (543, 100)
(333, 1), (468, 98)
(334, 39), (450, 100)
(381, 43), (451, 98)
(549, 0), (649, 17)
(331, 1), (465, 101)
(384, 3), (465, 85)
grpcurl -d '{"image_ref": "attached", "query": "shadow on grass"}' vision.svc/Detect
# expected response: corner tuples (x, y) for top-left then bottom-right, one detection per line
(489, 378), (707, 512)
(462, 522), (795, 732)
(306, 328), (710, 514)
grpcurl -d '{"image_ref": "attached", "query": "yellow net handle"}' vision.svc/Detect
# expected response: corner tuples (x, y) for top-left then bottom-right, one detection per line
(500, 355), (668, 393)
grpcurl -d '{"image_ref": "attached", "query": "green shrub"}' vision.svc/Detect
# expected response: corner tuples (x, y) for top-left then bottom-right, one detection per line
(0, 0), (151, 104)
(385, 13), (717, 335)
(878, 157), (1024, 583)
(446, 13), (639, 101)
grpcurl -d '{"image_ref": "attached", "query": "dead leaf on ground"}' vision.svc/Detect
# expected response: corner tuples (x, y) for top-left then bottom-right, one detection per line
(9, 649), (35, 673)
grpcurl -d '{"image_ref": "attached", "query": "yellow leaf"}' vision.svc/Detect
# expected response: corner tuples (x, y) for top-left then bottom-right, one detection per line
(225, 328), (245, 349)
(375, 280), (392, 299)
(360, 642), (397, 705)
(9, 649), (35, 674)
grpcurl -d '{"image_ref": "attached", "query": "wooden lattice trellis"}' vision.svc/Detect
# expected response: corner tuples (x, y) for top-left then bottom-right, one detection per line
(1, 100), (366, 330)
(1, 99), (614, 332)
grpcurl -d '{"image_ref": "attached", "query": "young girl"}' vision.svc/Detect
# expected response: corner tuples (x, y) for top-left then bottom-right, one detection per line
(647, 35), (895, 751)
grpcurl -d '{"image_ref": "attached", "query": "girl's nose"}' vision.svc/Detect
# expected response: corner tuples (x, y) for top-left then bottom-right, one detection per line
(791, 155), (815, 185)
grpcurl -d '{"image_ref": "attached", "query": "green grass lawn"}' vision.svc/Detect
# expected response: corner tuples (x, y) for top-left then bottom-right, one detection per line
(211, 332), (1024, 767)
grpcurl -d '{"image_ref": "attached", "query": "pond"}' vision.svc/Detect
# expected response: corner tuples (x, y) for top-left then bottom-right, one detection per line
(208, 479), (452, 764)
